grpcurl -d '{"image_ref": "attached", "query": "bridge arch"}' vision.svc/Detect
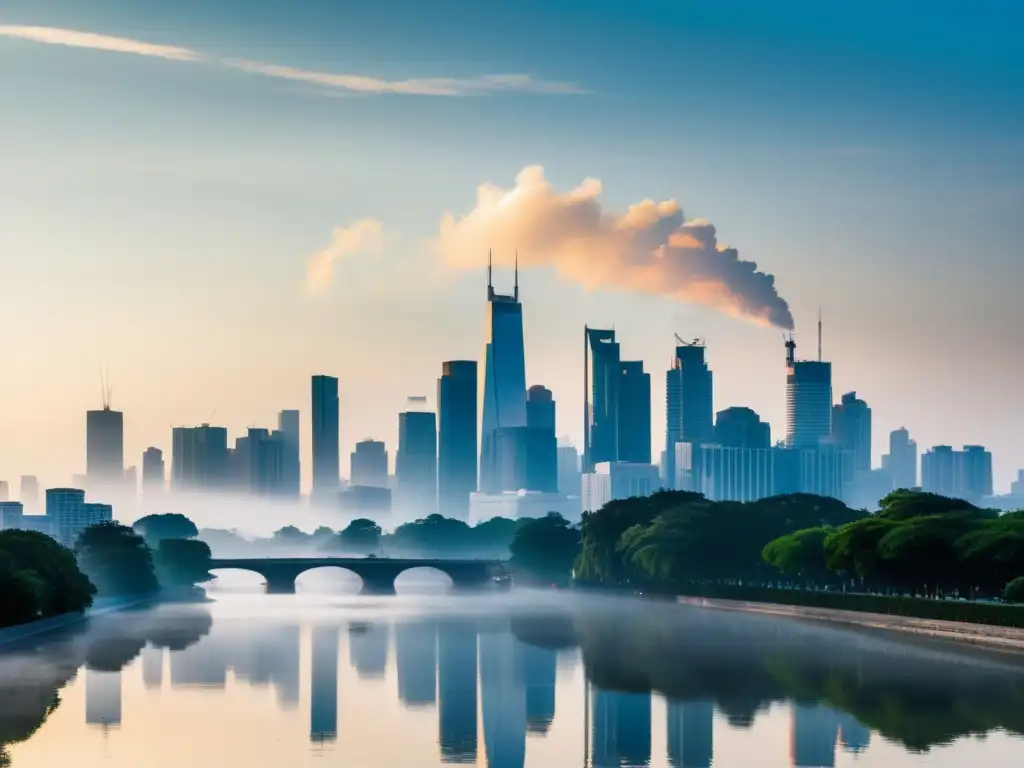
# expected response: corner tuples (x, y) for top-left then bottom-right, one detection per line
(392, 566), (454, 594)
(294, 565), (364, 594)
(205, 567), (271, 592)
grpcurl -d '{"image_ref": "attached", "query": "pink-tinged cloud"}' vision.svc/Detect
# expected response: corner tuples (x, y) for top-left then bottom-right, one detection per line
(438, 166), (795, 329)
(0, 25), (201, 62)
(306, 219), (385, 294)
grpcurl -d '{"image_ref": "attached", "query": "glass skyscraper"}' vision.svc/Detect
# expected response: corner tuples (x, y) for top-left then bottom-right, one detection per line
(479, 257), (528, 493)
(311, 375), (340, 499)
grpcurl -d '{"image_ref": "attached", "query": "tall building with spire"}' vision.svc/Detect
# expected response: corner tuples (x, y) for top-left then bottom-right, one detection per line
(479, 252), (528, 493)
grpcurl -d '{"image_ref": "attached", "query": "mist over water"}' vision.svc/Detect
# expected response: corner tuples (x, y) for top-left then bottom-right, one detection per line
(2, 587), (1024, 767)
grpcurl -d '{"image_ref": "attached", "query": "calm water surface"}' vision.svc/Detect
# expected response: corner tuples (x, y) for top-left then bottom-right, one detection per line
(3, 583), (1024, 767)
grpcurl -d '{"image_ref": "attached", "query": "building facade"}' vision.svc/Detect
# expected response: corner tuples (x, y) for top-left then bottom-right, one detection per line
(525, 385), (558, 493)
(141, 447), (165, 492)
(172, 424), (229, 490)
(277, 409), (301, 496)
(784, 339), (832, 449)
(665, 340), (714, 488)
(311, 375), (340, 499)
(581, 462), (660, 513)
(351, 439), (389, 489)
(921, 445), (993, 503)
(86, 407), (125, 486)
(714, 407), (771, 449)
(396, 402), (438, 517)
(438, 360), (478, 518)
(881, 427), (918, 489)
(832, 392), (872, 472)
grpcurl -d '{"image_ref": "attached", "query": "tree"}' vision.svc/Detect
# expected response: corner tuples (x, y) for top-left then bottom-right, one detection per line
(336, 518), (382, 554)
(155, 538), (213, 588)
(823, 517), (901, 586)
(509, 513), (580, 585)
(470, 517), (521, 555)
(0, 529), (94, 616)
(1003, 576), (1024, 604)
(762, 527), (833, 585)
(75, 522), (159, 597)
(956, 519), (1024, 593)
(0, 553), (44, 628)
(876, 489), (980, 521)
(392, 514), (472, 555)
(876, 512), (983, 595)
(132, 513), (198, 545)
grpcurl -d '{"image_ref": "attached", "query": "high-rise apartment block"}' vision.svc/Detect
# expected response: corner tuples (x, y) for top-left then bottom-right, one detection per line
(141, 447), (165, 492)
(351, 439), (389, 489)
(922, 445), (992, 503)
(881, 427), (918, 489)
(172, 424), (229, 490)
(396, 398), (438, 516)
(665, 339), (714, 486)
(832, 392), (872, 472)
(277, 409), (301, 496)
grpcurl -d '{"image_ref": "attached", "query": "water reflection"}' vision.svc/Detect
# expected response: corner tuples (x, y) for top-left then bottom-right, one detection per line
(2, 593), (1024, 767)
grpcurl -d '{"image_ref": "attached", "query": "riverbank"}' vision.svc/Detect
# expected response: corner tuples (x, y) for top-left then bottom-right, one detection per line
(679, 596), (1024, 652)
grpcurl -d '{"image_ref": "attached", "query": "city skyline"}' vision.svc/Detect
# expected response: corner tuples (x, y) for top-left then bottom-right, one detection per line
(2, 2), (1022, 490)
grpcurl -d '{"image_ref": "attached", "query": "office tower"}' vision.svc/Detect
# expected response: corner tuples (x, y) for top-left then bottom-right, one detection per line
(667, 700), (714, 768)
(479, 254), (528, 493)
(665, 338), (714, 487)
(492, 427), (530, 492)
(231, 428), (288, 496)
(438, 360), (478, 518)
(0, 480), (7, 502)
(86, 404), (124, 486)
(85, 669), (122, 729)
(350, 439), (389, 488)
(438, 622), (478, 763)
(582, 462), (660, 513)
(686, 445), (776, 502)
(790, 704), (839, 768)
(592, 689), (652, 768)
(525, 385), (558, 493)
(0, 501), (24, 530)
(882, 427), (918, 489)
(396, 398), (438, 516)
(832, 392), (872, 472)
(714, 407), (771, 449)
(557, 443), (581, 496)
(396, 622), (438, 709)
(311, 375), (340, 498)
(19, 475), (39, 514)
(310, 625), (339, 743)
(172, 424), (229, 490)
(922, 445), (993, 503)
(584, 327), (621, 472)
(784, 337), (832, 449)
(1012, 470), (1024, 497)
(796, 446), (851, 502)
(141, 447), (165, 492)
(45, 488), (113, 546)
(618, 361), (652, 465)
(277, 409), (301, 496)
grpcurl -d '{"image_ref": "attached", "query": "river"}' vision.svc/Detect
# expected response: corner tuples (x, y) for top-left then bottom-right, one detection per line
(2, 580), (1024, 767)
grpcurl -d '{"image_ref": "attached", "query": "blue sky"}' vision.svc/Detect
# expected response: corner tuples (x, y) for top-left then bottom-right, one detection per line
(1, 0), (1022, 491)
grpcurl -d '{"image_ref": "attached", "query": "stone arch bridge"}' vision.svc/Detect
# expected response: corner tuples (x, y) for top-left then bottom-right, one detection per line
(208, 557), (508, 595)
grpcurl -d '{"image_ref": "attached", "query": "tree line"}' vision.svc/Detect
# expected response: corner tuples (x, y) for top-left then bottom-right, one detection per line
(0, 512), (214, 629)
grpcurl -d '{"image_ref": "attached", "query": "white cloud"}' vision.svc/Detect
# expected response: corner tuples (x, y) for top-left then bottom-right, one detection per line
(306, 219), (386, 294)
(0, 25), (201, 62)
(0, 25), (587, 97)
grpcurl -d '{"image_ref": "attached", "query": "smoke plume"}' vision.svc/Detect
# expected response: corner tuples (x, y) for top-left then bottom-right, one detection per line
(438, 165), (794, 329)
(306, 219), (385, 294)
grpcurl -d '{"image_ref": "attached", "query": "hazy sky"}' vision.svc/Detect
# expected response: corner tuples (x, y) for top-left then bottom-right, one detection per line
(2, 0), (1022, 492)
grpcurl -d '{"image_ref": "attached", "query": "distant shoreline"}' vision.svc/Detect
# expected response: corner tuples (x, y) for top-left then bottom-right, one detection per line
(678, 596), (1024, 652)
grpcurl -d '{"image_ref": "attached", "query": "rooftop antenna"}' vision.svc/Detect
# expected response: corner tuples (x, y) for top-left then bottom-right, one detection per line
(487, 249), (494, 300)
(514, 249), (519, 301)
(100, 368), (112, 411)
(817, 306), (823, 362)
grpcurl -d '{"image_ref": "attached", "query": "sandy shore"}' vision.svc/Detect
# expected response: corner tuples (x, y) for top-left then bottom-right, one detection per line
(677, 596), (1024, 652)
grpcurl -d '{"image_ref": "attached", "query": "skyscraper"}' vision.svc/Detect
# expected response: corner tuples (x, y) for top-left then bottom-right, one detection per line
(231, 428), (289, 496)
(438, 360), (478, 518)
(437, 622), (478, 763)
(584, 327), (621, 472)
(665, 339), (714, 486)
(557, 443), (581, 497)
(141, 447), (165, 492)
(310, 625), (339, 743)
(784, 337), (832, 449)
(350, 439), (389, 488)
(396, 398), (438, 516)
(19, 475), (39, 512)
(832, 392), (872, 472)
(882, 427), (918, 489)
(921, 444), (992, 502)
(0, 480), (9, 502)
(714, 407), (770, 449)
(479, 254), (528, 493)
(311, 375), (340, 499)
(525, 385), (558, 493)
(277, 409), (301, 496)
(87, 405), (124, 486)
(172, 424), (229, 490)
(618, 361), (652, 465)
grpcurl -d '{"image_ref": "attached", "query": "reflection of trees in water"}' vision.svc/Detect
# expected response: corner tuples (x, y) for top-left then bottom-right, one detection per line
(573, 601), (1024, 752)
(0, 606), (213, 765)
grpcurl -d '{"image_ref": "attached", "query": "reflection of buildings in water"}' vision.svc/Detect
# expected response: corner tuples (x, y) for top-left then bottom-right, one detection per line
(141, 645), (164, 690)
(169, 622), (302, 710)
(310, 625), (340, 744)
(790, 704), (839, 768)
(348, 623), (390, 679)
(591, 688), (651, 768)
(437, 622), (478, 764)
(396, 622), (438, 709)
(85, 669), (122, 729)
(666, 700), (713, 768)
(521, 643), (557, 735)
(479, 632), (527, 768)
(837, 711), (871, 754)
